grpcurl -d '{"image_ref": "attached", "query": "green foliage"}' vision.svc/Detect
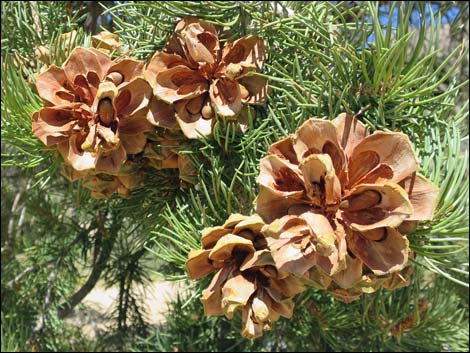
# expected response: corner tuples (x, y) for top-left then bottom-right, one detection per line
(1, 2), (87, 61)
(1, 1), (468, 352)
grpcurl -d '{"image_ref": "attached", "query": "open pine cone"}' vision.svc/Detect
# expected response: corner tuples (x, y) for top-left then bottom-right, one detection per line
(186, 214), (304, 338)
(145, 17), (267, 139)
(61, 160), (143, 199)
(33, 47), (152, 174)
(255, 113), (439, 300)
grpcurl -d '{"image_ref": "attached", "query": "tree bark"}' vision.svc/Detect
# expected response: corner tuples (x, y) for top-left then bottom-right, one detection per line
(57, 229), (115, 319)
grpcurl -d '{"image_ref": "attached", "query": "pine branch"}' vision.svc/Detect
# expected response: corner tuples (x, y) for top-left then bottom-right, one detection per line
(29, 260), (60, 339)
(5, 260), (55, 290)
(57, 214), (115, 319)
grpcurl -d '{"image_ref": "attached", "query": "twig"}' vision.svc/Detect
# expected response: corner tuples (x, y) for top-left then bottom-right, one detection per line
(28, 259), (60, 346)
(5, 259), (55, 289)
(57, 217), (115, 319)
(6, 221), (90, 290)
(2, 191), (22, 257)
(353, 103), (371, 119)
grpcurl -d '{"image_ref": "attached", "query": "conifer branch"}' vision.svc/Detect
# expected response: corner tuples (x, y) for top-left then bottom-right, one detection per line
(57, 216), (115, 319)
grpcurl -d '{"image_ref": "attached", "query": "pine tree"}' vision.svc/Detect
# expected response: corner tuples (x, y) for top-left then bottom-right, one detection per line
(1, 1), (468, 351)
